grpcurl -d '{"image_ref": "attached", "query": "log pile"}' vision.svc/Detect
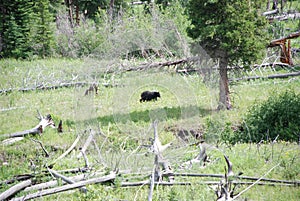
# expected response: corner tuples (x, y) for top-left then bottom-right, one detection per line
(1, 120), (299, 200)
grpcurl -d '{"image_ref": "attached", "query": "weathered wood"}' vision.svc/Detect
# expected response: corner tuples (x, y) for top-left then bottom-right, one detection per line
(122, 57), (200, 73)
(171, 173), (300, 185)
(267, 12), (300, 21)
(268, 31), (300, 65)
(48, 135), (81, 168)
(30, 138), (50, 157)
(2, 126), (42, 138)
(179, 144), (209, 169)
(263, 9), (279, 16)
(233, 164), (280, 200)
(0, 82), (88, 94)
(12, 172), (116, 201)
(24, 169), (102, 192)
(24, 174), (83, 192)
(0, 81), (121, 95)
(2, 137), (24, 145)
(1, 114), (55, 140)
(0, 174), (33, 188)
(120, 180), (296, 187)
(149, 121), (172, 155)
(148, 164), (156, 201)
(231, 70), (300, 82)
(0, 179), (32, 200)
(48, 168), (87, 193)
(77, 130), (95, 158)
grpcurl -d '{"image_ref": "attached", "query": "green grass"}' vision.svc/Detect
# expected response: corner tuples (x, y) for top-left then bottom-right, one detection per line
(0, 59), (299, 200)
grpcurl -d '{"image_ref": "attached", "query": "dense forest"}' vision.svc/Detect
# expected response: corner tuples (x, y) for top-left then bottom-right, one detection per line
(0, 0), (299, 60)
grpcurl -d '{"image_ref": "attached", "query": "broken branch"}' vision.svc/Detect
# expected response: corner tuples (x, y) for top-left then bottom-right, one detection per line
(0, 180), (32, 201)
(12, 172), (116, 201)
(48, 168), (87, 193)
(48, 135), (81, 168)
(1, 114), (55, 139)
(30, 138), (50, 157)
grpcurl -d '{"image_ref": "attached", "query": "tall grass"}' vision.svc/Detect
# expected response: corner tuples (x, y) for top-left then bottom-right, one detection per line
(0, 59), (299, 200)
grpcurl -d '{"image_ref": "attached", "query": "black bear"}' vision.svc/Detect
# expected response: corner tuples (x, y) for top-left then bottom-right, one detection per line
(140, 91), (161, 102)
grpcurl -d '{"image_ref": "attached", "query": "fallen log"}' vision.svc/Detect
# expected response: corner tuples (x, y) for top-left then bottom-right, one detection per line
(230, 71), (300, 82)
(170, 173), (300, 185)
(120, 56), (200, 73)
(0, 81), (121, 95)
(0, 82), (88, 94)
(1, 114), (55, 140)
(121, 180), (297, 187)
(24, 169), (115, 192)
(0, 179), (32, 200)
(263, 9), (279, 16)
(0, 174), (33, 188)
(2, 137), (25, 146)
(48, 168), (87, 193)
(267, 12), (300, 21)
(12, 172), (116, 201)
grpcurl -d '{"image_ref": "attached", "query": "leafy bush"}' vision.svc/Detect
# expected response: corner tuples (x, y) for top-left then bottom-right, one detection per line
(237, 89), (300, 143)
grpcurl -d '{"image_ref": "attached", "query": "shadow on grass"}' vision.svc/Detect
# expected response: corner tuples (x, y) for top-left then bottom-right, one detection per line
(96, 105), (214, 126)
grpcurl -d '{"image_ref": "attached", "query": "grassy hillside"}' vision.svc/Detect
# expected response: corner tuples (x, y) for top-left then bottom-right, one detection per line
(0, 58), (299, 200)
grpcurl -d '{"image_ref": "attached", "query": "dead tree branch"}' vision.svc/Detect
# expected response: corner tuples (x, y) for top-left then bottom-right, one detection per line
(148, 120), (173, 201)
(24, 169), (102, 192)
(0, 180), (32, 200)
(1, 114), (55, 139)
(48, 135), (81, 168)
(121, 180), (296, 187)
(30, 138), (50, 157)
(77, 130), (95, 158)
(233, 163), (280, 200)
(12, 172), (116, 201)
(48, 168), (87, 193)
(231, 70), (300, 82)
(123, 57), (200, 73)
(0, 82), (88, 94)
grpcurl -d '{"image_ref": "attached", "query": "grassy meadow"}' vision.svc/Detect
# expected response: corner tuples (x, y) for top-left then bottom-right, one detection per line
(0, 58), (299, 200)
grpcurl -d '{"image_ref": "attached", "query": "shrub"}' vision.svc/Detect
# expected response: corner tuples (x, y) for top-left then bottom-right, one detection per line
(237, 89), (300, 143)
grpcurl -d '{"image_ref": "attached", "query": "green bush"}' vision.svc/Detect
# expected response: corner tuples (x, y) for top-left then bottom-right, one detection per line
(237, 89), (300, 143)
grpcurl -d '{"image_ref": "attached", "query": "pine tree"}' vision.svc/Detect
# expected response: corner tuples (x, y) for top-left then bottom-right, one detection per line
(2, 0), (35, 58)
(32, 0), (55, 57)
(187, 0), (269, 109)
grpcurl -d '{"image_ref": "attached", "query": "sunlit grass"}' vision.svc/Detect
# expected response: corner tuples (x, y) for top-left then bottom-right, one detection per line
(0, 59), (299, 200)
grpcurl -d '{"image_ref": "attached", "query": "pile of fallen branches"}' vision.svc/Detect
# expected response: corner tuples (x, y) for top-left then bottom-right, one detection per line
(1, 56), (298, 96)
(1, 120), (299, 201)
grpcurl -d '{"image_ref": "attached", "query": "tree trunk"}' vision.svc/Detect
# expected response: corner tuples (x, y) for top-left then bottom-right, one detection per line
(66, 0), (74, 27)
(75, 0), (80, 26)
(218, 52), (232, 110)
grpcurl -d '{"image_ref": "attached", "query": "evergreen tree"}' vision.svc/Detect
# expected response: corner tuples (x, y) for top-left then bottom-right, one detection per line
(187, 0), (269, 109)
(32, 0), (55, 57)
(1, 0), (35, 58)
